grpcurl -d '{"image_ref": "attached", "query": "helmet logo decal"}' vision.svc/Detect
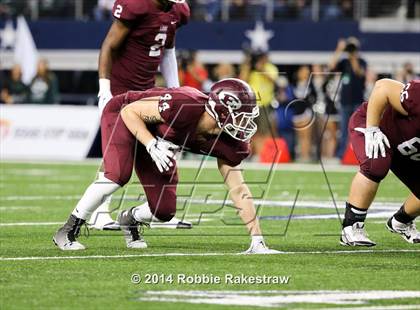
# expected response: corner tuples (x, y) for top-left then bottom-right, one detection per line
(218, 91), (242, 110)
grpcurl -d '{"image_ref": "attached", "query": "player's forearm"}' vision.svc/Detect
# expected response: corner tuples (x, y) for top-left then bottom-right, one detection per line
(230, 184), (262, 236)
(98, 44), (113, 79)
(161, 48), (180, 88)
(328, 51), (341, 71)
(121, 107), (154, 146)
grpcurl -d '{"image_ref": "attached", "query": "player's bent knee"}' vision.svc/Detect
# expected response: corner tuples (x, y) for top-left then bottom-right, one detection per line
(150, 203), (176, 222)
(154, 211), (175, 222)
(103, 172), (131, 187)
(359, 168), (387, 184)
(359, 158), (390, 184)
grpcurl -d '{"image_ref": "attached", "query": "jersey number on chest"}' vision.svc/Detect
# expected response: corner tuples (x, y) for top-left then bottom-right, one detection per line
(398, 137), (420, 161)
(149, 33), (167, 57)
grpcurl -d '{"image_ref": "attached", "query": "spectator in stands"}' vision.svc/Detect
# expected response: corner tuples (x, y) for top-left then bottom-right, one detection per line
(311, 64), (339, 162)
(272, 76), (296, 159)
(94, 0), (114, 21)
(202, 0), (222, 22)
(247, 0), (267, 20)
(1, 64), (29, 104)
(322, 0), (353, 20)
(28, 59), (60, 104)
(214, 62), (235, 80)
(244, 52), (279, 156)
(329, 37), (367, 159)
(291, 65), (316, 162)
(364, 68), (378, 99)
(340, 0), (354, 19)
(229, 0), (247, 20)
(179, 51), (209, 91)
(395, 62), (418, 84)
(289, 0), (312, 20)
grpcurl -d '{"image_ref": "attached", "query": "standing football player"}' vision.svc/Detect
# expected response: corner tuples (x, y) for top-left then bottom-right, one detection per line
(91, 0), (190, 230)
(53, 78), (280, 254)
(340, 78), (420, 246)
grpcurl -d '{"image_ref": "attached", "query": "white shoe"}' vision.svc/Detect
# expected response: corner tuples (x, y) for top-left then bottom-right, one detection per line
(117, 208), (148, 249)
(53, 215), (87, 251)
(340, 222), (376, 247)
(242, 241), (282, 254)
(150, 217), (193, 229)
(54, 240), (86, 251)
(127, 240), (148, 249)
(386, 217), (420, 244)
(88, 196), (120, 230)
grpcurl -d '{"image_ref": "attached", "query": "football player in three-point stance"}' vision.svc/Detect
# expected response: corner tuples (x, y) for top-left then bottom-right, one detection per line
(54, 78), (280, 254)
(341, 79), (420, 246)
(91, 0), (191, 230)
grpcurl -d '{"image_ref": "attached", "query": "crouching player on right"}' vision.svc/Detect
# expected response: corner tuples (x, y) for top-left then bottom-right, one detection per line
(341, 79), (420, 246)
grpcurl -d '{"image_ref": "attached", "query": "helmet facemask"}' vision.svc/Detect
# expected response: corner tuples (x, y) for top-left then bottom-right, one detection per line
(223, 105), (259, 141)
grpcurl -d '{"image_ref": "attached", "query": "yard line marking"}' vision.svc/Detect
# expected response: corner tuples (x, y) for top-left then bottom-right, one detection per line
(316, 305), (420, 310)
(0, 195), (80, 201)
(0, 196), (401, 211)
(0, 211), (395, 227)
(1, 249), (419, 261)
(137, 290), (420, 308)
(0, 159), (360, 172)
(0, 206), (41, 211)
(0, 222), (63, 226)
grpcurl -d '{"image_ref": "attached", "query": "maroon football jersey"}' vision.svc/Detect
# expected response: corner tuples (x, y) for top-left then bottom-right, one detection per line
(124, 86), (251, 166)
(110, 0), (190, 95)
(359, 80), (420, 162)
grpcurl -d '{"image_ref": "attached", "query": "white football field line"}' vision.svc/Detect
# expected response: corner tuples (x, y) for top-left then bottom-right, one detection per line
(1, 249), (419, 262)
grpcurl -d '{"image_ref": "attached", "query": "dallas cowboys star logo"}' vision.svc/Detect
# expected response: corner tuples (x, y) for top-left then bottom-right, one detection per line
(245, 21), (274, 52)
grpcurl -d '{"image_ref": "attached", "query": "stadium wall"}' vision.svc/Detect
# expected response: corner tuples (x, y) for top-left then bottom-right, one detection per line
(1, 20), (419, 73)
(0, 105), (100, 160)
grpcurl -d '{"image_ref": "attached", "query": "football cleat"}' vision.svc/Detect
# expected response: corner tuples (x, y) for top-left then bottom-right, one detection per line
(117, 207), (147, 249)
(340, 222), (376, 247)
(242, 240), (282, 255)
(150, 217), (193, 229)
(53, 215), (86, 251)
(386, 217), (420, 244)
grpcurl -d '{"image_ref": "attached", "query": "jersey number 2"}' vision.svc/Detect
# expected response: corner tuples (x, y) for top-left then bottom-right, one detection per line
(149, 33), (167, 57)
(114, 5), (123, 18)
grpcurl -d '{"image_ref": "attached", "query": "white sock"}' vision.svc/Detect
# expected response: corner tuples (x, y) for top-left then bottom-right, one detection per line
(87, 195), (113, 225)
(251, 235), (265, 246)
(132, 202), (161, 223)
(72, 175), (120, 220)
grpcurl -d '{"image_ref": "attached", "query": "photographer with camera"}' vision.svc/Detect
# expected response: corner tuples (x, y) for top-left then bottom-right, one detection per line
(329, 37), (367, 159)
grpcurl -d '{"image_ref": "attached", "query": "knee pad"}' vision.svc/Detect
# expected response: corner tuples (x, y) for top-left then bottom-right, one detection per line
(103, 171), (131, 187)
